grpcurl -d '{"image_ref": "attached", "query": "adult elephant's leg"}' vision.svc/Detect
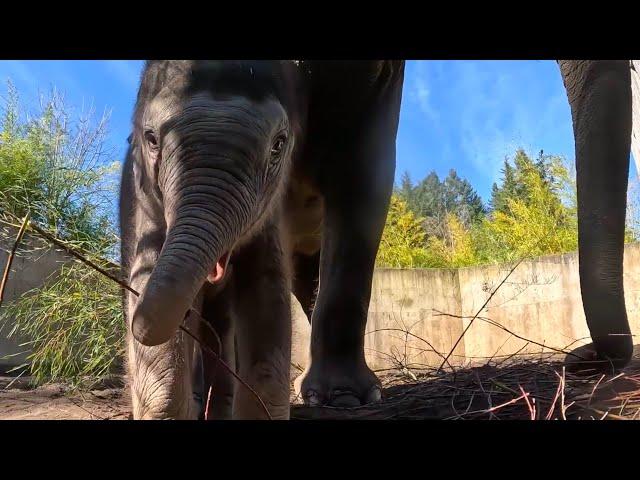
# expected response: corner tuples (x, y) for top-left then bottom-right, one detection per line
(559, 60), (634, 369)
(200, 283), (236, 420)
(299, 68), (403, 407)
(231, 219), (292, 420)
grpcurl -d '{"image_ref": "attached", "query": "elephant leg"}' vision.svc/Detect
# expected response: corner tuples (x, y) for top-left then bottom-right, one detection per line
(191, 335), (205, 418)
(298, 79), (403, 408)
(230, 219), (292, 420)
(559, 60), (634, 370)
(292, 251), (320, 322)
(200, 283), (236, 420)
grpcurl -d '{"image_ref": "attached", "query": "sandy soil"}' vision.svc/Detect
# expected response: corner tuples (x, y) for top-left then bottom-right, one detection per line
(2, 356), (640, 420)
(0, 375), (302, 420)
(0, 379), (131, 420)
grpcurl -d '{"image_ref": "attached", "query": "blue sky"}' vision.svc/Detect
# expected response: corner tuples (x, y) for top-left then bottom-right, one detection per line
(1, 60), (636, 203)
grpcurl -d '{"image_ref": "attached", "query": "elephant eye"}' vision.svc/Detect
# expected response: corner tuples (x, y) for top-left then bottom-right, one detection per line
(269, 135), (286, 164)
(144, 129), (158, 149)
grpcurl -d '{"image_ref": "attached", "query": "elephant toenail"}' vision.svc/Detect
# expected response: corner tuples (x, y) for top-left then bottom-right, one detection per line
(304, 389), (323, 406)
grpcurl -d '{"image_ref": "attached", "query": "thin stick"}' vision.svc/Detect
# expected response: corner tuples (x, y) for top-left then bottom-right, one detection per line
(178, 323), (273, 420)
(0, 208), (272, 420)
(0, 212), (30, 306)
(205, 386), (213, 421)
(433, 310), (584, 360)
(554, 367), (568, 420)
(587, 374), (605, 407)
(546, 376), (563, 420)
(473, 369), (495, 420)
(447, 392), (530, 419)
(519, 385), (535, 420)
(27, 220), (134, 294)
(485, 392), (530, 414)
(69, 397), (106, 420)
(436, 226), (570, 375)
(366, 327), (454, 371)
(437, 256), (532, 373)
(605, 372), (625, 384)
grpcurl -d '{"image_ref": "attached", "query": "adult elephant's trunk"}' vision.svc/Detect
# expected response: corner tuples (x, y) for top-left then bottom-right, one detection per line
(560, 60), (634, 367)
(132, 145), (257, 346)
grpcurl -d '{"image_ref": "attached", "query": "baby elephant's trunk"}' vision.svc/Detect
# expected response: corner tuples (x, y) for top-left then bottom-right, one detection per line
(132, 160), (255, 346)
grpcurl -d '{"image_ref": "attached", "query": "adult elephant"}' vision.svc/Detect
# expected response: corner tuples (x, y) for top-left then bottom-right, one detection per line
(119, 60), (404, 419)
(559, 60), (634, 369)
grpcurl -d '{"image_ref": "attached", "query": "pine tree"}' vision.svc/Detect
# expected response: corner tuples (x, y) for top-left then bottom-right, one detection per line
(490, 157), (518, 213)
(396, 171), (414, 204)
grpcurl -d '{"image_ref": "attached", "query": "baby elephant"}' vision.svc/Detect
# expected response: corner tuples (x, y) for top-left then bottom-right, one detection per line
(120, 60), (405, 419)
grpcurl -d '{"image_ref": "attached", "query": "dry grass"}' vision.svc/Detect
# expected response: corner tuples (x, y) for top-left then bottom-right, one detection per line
(290, 350), (640, 420)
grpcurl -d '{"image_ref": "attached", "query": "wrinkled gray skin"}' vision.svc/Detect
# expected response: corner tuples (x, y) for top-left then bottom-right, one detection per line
(559, 60), (633, 370)
(119, 60), (632, 420)
(120, 60), (404, 419)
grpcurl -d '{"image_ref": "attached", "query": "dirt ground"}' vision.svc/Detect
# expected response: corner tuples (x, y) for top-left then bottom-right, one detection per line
(0, 374), (304, 420)
(3, 353), (640, 420)
(0, 379), (130, 420)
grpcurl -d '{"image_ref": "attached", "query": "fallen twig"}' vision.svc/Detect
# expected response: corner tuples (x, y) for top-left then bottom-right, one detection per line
(0, 207), (272, 420)
(0, 212), (30, 307)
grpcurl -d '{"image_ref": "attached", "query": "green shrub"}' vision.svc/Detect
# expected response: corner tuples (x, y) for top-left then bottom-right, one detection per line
(0, 80), (122, 386)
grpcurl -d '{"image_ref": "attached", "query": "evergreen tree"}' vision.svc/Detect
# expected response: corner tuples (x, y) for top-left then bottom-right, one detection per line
(403, 169), (485, 233)
(490, 157), (518, 213)
(396, 171), (414, 205)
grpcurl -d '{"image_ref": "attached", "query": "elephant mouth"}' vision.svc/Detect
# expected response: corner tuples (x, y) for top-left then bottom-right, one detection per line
(206, 249), (233, 284)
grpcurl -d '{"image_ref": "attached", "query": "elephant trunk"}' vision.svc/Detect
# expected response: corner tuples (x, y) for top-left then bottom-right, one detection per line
(561, 60), (634, 366)
(132, 151), (257, 346)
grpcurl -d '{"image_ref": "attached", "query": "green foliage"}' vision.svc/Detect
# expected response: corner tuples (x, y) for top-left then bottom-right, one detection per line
(377, 195), (429, 268)
(0, 81), (123, 386)
(0, 81), (120, 255)
(423, 213), (477, 268)
(1, 263), (124, 387)
(626, 177), (640, 241)
(397, 168), (485, 237)
(377, 196), (478, 269)
(379, 148), (637, 269)
(478, 150), (579, 263)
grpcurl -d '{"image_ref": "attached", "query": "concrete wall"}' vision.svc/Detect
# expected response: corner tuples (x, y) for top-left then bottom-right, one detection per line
(3, 228), (640, 374)
(0, 230), (71, 372)
(291, 242), (640, 371)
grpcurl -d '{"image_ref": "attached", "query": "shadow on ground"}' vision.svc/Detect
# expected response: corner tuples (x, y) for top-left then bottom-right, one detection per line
(291, 345), (640, 420)
(2, 346), (640, 420)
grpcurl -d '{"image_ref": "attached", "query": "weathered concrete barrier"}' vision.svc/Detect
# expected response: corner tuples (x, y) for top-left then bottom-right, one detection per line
(292, 243), (640, 371)
(3, 226), (640, 374)
(0, 231), (70, 372)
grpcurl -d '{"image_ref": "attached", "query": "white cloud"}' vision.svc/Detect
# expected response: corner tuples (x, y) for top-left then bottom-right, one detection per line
(413, 74), (439, 122)
(443, 60), (573, 185)
(0, 60), (38, 92)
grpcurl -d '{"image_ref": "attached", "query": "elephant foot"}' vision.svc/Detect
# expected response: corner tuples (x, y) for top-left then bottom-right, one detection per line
(295, 359), (382, 408)
(564, 338), (633, 374)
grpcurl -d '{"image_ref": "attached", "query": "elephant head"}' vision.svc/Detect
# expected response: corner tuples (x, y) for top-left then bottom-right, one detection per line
(129, 60), (300, 347)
